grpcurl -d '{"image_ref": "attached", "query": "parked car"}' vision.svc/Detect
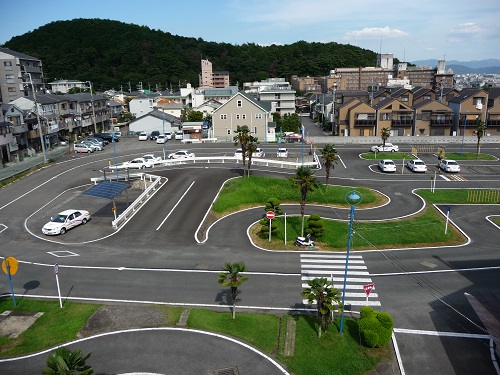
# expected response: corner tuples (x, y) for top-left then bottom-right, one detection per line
(84, 137), (105, 146)
(156, 134), (167, 144)
(74, 143), (94, 153)
(150, 131), (160, 140)
(80, 141), (102, 151)
(42, 209), (90, 235)
(95, 133), (119, 142)
(165, 131), (172, 140)
(175, 131), (184, 140)
(407, 159), (427, 173)
(277, 148), (289, 158)
(370, 143), (399, 152)
(138, 132), (148, 141)
(438, 159), (460, 173)
(253, 148), (265, 157)
(168, 150), (195, 159)
(378, 159), (397, 173)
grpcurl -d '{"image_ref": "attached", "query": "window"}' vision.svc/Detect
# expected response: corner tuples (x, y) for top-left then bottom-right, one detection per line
(235, 114), (240, 120)
(220, 114), (227, 120)
(7, 87), (16, 93)
(242, 114), (246, 120)
(237, 100), (242, 107)
(421, 111), (431, 121)
(5, 74), (14, 83)
(401, 96), (409, 102)
(226, 129), (231, 135)
(255, 113), (262, 119)
(424, 95), (431, 100)
(3, 61), (12, 67)
(381, 113), (392, 120)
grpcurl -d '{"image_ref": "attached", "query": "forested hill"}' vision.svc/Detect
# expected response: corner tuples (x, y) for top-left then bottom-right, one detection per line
(2, 18), (380, 91)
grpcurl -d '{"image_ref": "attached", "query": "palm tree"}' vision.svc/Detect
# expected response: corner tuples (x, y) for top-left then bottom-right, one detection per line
(301, 277), (343, 338)
(246, 134), (259, 177)
(43, 347), (93, 375)
(233, 125), (250, 171)
(380, 127), (390, 149)
(218, 261), (248, 319)
(320, 144), (338, 186)
(289, 166), (319, 236)
(474, 120), (487, 155)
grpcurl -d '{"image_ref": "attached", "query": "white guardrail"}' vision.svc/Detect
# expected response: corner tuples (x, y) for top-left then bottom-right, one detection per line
(111, 173), (164, 229)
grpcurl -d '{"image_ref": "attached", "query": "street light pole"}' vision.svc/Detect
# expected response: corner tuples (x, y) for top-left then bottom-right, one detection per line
(301, 124), (305, 166)
(87, 81), (98, 134)
(339, 190), (362, 334)
(25, 73), (47, 163)
(460, 110), (469, 156)
(331, 83), (337, 135)
(162, 112), (166, 160)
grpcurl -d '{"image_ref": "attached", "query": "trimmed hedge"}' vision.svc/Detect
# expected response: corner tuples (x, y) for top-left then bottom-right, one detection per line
(358, 306), (394, 348)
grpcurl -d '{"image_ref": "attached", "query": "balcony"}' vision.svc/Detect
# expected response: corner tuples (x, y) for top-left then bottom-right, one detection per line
(430, 119), (453, 127)
(354, 119), (376, 127)
(486, 119), (500, 127)
(391, 119), (413, 127)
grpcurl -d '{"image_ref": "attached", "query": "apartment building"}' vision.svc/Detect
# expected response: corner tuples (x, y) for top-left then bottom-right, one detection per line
(199, 59), (230, 89)
(486, 87), (500, 135)
(448, 88), (488, 136)
(0, 47), (45, 103)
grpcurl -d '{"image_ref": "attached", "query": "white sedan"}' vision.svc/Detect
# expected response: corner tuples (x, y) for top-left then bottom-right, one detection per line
(156, 135), (167, 144)
(111, 158), (153, 170)
(407, 159), (427, 173)
(438, 159), (460, 173)
(370, 143), (399, 152)
(138, 132), (148, 141)
(277, 148), (289, 158)
(42, 209), (90, 235)
(378, 159), (397, 173)
(168, 150), (195, 159)
(142, 154), (162, 163)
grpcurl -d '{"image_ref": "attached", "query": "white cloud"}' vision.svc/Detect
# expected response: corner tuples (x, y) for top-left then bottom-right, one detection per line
(344, 26), (409, 40)
(449, 22), (482, 35)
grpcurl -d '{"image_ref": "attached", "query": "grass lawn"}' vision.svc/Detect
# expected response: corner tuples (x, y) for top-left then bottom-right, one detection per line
(417, 188), (500, 204)
(212, 176), (386, 215)
(443, 152), (496, 160)
(362, 152), (416, 160)
(491, 217), (500, 226)
(252, 206), (465, 251)
(0, 299), (99, 358)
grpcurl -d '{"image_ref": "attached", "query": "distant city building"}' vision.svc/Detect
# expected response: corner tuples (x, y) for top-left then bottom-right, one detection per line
(199, 59), (230, 88)
(48, 80), (88, 94)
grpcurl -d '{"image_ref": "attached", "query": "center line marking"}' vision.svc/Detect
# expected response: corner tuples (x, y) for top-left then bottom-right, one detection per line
(156, 181), (195, 230)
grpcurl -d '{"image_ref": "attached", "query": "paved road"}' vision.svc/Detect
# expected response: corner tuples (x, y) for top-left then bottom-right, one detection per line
(0, 137), (499, 374)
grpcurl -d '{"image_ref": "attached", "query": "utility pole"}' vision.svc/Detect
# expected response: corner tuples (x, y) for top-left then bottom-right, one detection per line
(25, 73), (47, 163)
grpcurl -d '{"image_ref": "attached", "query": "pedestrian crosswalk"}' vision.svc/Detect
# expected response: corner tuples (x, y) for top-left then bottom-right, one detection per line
(438, 174), (467, 181)
(300, 253), (381, 307)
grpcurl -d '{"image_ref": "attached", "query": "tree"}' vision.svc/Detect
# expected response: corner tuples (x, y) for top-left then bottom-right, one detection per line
(187, 110), (204, 122)
(43, 347), (93, 375)
(301, 277), (343, 338)
(474, 120), (487, 155)
(289, 166), (319, 236)
(233, 125), (250, 171)
(307, 214), (325, 238)
(380, 127), (390, 149)
(320, 144), (338, 186)
(218, 261), (248, 319)
(245, 134), (259, 177)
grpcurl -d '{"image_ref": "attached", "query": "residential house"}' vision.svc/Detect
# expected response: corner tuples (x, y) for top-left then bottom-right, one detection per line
(337, 98), (376, 137)
(48, 80), (87, 94)
(156, 98), (183, 118)
(486, 87), (500, 136)
(413, 100), (454, 136)
(212, 92), (274, 142)
(412, 88), (436, 106)
(129, 93), (160, 118)
(448, 88), (488, 136)
(373, 98), (414, 136)
(128, 109), (181, 135)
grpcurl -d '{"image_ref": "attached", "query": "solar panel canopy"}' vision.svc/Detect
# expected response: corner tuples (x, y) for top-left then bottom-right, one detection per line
(82, 181), (128, 199)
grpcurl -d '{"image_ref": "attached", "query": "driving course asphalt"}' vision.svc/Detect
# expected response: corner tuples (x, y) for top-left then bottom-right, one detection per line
(0, 129), (499, 374)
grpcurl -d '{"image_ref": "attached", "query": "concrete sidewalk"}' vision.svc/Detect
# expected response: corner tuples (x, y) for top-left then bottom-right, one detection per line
(0, 147), (69, 182)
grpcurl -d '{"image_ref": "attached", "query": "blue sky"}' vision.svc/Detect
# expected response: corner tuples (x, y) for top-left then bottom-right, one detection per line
(1, 0), (499, 63)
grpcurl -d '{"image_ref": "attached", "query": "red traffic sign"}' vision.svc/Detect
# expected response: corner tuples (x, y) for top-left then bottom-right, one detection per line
(363, 283), (375, 296)
(266, 211), (275, 220)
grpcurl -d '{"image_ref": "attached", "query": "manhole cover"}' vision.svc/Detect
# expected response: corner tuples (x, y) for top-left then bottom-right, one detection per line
(213, 367), (240, 375)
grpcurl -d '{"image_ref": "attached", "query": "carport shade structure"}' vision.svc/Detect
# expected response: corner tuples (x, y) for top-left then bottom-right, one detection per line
(81, 181), (129, 220)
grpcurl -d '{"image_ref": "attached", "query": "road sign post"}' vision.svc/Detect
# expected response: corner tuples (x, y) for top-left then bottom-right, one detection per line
(266, 211), (275, 242)
(2, 257), (18, 307)
(54, 264), (63, 308)
(363, 283), (375, 305)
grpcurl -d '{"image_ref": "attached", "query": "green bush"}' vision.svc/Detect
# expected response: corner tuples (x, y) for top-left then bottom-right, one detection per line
(358, 308), (393, 348)
(306, 214), (325, 238)
(259, 218), (278, 238)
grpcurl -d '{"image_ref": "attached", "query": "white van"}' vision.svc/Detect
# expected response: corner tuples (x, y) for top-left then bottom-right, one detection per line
(74, 143), (94, 153)
(175, 131), (183, 140)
